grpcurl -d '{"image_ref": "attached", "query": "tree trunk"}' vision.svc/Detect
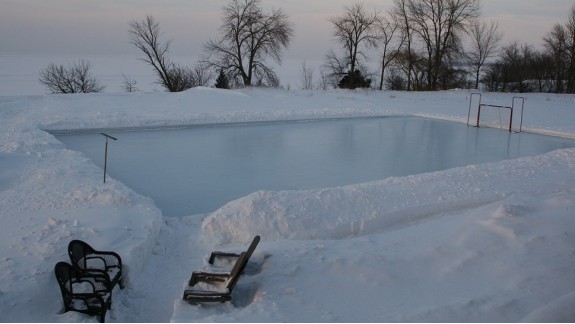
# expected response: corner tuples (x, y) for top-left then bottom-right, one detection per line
(379, 55), (386, 90)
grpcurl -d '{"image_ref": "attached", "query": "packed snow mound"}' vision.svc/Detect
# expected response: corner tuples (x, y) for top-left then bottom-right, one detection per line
(201, 148), (575, 246)
(189, 165), (575, 322)
(520, 291), (575, 322)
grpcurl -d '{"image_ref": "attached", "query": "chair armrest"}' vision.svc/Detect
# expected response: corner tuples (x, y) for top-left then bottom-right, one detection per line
(208, 251), (240, 264)
(88, 250), (122, 269)
(75, 268), (113, 290)
(72, 274), (112, 294)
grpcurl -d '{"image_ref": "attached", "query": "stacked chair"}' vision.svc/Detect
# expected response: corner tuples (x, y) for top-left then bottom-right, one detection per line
(54, 240), (123, 323)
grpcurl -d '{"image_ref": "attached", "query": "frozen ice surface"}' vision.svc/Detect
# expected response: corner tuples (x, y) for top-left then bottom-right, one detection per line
(55, 117), (575, 216)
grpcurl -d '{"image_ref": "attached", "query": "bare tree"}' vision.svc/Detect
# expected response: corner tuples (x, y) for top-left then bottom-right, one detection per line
(544, 23), (568, 93)
(390, 49), (427, 90)
(39, 59), (104, 94)
(328, 3), (381, 88)
(392, 0), (416, 90)
(406, 0), (480, 90)
(129, 15), (198, 92)
(300, 61), (314, 90)
(205, 0), (294, 87)
(530, 50), (554, 92)
(377, 15), (404, 90)
(386, 66), (407, 90)
(467, 20), (503, 89)
(122, 73), (138, 92)
(567, 4), (575, 93)
(543, 4), (575, 94)
(190, 62), (214, 87)
(318, 67), (332, 90)
(500, 42), (536, 92)
(129, 16), (173, 91)
(323, 49), (349, 86)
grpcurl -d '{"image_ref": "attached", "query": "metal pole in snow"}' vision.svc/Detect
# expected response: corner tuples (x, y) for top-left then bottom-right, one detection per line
(100, 133), (118, 183)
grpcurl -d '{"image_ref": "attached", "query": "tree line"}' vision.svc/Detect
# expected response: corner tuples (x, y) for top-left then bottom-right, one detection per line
(39, 0), (575, 94)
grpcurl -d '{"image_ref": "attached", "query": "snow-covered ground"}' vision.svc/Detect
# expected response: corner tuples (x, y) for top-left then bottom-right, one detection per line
(1, 87), (575, 322)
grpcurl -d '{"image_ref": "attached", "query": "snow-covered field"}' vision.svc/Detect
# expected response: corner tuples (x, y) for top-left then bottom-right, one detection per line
(1, 87), (575, 322)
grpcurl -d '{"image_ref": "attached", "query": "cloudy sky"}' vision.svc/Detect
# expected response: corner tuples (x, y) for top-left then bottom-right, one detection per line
(1, 0), (574, 61)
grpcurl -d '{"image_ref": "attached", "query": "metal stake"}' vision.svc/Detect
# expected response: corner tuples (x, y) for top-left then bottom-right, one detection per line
(100, 133), (118, 183)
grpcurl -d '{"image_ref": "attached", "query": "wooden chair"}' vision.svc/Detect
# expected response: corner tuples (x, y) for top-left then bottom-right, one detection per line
(189, 235), (260, 286)
(183, 252), (248, 303)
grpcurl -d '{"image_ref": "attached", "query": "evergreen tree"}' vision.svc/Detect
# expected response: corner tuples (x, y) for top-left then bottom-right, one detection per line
(215, 70), (230, 89)
(339, 70), (371, 89)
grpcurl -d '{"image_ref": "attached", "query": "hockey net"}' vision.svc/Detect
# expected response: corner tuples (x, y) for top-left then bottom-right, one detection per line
(467, 94), (524, 133)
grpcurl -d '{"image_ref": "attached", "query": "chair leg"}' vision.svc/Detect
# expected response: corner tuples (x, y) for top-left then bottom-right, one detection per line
(99, 310), (107, 323)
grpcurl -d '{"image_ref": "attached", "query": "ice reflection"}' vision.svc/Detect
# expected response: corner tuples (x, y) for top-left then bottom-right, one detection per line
(54, 117), (575, 216)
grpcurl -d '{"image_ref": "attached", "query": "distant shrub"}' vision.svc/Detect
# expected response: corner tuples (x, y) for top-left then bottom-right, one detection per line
(338, 70), (371, 89)
(39, 59), (104, 94)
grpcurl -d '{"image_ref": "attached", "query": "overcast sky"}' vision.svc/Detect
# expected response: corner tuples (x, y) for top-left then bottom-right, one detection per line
(1, 0), (574, 61)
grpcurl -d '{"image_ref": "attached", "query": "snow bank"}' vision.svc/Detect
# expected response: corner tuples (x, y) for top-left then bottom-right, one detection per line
(0, 96), (164, 322)
(201, 148), (575, 245)
(177, 174), (575, 322)
(521, 291), (575, 322)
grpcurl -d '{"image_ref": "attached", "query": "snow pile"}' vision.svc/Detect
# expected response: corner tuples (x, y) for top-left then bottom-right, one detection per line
(1, 88), (575, 322)
(201, 148), (575, 245)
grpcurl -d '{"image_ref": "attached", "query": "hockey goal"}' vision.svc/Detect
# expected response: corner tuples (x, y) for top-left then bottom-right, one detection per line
(467, 93), (525, 133)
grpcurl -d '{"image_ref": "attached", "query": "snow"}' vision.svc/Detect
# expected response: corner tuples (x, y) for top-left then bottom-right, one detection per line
(1, 87), (575, 322)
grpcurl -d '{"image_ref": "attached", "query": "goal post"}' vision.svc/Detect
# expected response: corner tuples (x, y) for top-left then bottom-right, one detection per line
(510, 96), (525, 133)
